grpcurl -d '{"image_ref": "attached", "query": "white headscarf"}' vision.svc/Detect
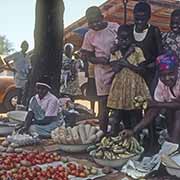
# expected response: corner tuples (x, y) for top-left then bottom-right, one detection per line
(64, 43), (74, 54)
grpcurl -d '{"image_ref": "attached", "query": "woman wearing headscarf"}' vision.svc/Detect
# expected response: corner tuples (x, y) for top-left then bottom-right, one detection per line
(121, 52), (180, 144)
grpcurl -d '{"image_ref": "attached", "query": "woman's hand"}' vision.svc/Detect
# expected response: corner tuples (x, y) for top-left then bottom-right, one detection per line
(120, 129), (134, 138)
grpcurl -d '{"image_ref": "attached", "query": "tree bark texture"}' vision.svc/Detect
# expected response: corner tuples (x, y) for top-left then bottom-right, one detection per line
(29, 0), (64, 98)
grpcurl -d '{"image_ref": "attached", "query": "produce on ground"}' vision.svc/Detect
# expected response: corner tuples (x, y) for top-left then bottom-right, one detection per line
(0, 152), (99, 180)
(51, 124), (104, 145)
(0, 152), (61, 170)
(89, 136), (143, 160)
(0, 134), (40, 153)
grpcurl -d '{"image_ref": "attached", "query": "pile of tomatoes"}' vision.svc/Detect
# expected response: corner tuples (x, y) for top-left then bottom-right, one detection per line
(1, 165), (69, 180)
(0, 152), (61, 170)
(0, 152), (91, 180)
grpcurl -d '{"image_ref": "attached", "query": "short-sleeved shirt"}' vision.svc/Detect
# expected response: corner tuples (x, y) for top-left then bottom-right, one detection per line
(5, 52), (31, 80)
(81, 22), (119, 96)
(29, 92), (59, 117)
(154, 74), (180, 102)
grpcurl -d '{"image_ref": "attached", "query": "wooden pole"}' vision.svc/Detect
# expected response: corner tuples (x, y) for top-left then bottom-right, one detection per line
(123, 0), (128, 24)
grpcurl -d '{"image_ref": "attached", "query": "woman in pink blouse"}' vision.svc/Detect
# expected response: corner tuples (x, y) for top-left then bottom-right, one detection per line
(121, 52), (180, 144)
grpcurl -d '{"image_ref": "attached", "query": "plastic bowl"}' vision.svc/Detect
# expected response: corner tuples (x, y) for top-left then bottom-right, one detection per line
(59, 144), (92, 153)
(93, 154), (141, 168)
(7, 111), (28, 123)
(92, 147), (144, 168)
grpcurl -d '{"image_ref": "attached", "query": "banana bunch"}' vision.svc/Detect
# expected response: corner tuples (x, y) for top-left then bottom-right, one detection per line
(133, 96), (148, 110)
(93, 136), (143, 160)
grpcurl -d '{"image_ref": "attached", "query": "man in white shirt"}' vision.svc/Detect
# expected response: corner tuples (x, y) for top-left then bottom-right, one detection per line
(4, 40), (31, 105)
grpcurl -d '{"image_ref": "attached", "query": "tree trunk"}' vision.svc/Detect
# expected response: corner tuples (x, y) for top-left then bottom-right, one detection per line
(28, 0), (64, 98)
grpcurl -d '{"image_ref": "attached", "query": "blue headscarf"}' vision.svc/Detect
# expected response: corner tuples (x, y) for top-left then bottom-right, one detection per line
(156, 51), (178, 71)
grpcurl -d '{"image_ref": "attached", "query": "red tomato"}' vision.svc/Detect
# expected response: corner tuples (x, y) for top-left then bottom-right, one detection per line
(57, 166), (65, 172)
(34, 166), (42, 172)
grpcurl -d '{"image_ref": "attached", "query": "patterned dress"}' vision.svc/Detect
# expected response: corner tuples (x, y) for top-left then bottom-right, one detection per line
(162, 31), (180, 60)
(60, 55), (82, 96)
(107, 47), (151, 110)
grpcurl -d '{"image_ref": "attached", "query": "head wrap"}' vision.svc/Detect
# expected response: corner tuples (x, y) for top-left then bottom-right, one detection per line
(64, 43), (74, 54)
(36, 75), (51, 89)
(156, 52), (178, 71)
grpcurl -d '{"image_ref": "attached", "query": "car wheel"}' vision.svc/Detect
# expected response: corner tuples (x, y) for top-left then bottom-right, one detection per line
(80, 82), (88, 97)
(4, 89), (18, 111)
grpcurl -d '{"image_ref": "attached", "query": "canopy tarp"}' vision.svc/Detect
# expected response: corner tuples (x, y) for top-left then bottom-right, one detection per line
(64, 0), (180, 50)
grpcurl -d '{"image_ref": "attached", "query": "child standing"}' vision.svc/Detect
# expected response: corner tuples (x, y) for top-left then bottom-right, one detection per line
(107, 25), (151, 136)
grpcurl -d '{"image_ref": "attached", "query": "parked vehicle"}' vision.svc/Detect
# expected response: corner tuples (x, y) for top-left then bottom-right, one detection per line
(0, 56), (18, 111)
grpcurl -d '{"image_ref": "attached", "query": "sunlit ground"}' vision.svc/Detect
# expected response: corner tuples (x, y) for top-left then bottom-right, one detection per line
(75, 100), (99, 116)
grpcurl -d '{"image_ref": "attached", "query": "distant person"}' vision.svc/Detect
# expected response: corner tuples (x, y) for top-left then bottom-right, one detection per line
(60, 43), (82, 99)
(61, 43), (74, 89)
(4, 40), (31, 106)
(81, 6), (119, 134)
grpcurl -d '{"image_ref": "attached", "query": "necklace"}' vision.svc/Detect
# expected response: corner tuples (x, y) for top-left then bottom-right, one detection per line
(133, 24), (150, 42)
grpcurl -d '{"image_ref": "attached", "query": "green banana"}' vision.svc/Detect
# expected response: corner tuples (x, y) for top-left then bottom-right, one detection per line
(95, 150), (104, 158)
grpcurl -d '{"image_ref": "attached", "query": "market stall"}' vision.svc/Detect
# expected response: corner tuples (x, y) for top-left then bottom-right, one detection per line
(0, 127), (179, 180)
(0, 99), (179, 180)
